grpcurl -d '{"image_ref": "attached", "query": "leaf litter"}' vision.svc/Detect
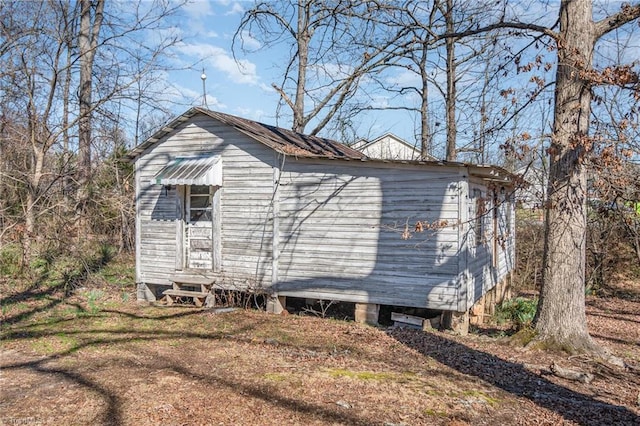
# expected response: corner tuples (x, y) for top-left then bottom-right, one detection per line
(0, 281), (639, 425)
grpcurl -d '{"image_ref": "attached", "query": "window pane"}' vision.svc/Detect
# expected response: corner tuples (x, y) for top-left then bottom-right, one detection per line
(191, 185), (210, 195)
(190, 195), (211, 209)
(190, 209), (212, 222)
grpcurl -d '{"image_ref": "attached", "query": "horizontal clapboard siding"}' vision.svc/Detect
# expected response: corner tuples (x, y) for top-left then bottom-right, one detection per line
(135, 111), (515, 311)
(135, 115), (276, 290)
(276, 158), (463, 310)
(466, 187), (516, 306)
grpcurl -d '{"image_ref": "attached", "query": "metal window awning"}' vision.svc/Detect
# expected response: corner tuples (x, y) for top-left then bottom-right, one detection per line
(152, 154), (222, 186)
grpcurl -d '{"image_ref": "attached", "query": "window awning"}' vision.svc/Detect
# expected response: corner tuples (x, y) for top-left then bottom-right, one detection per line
(152, 155), (222, 186)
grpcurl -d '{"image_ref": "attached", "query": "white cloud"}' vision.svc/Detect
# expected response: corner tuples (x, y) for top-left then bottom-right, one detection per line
(174, 84), (200, 99)
(161, 82), (200, 105)
(183, 0), (214, 18)
(204, 94), (225, 109)
(240, 30), (261, 50)
(218, 56), (258, 85)
(369, 95), (391, 109)
(385, 69), (421, 88)
(175, 42), (260, 85)
(169, 82), (226, 109)
(225, 2), (245, 15)
(234, 107), (269, 123)
(258, 82), (274, 93)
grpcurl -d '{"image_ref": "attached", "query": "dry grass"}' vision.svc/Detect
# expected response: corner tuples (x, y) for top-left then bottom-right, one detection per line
(1, 277), (639, 425)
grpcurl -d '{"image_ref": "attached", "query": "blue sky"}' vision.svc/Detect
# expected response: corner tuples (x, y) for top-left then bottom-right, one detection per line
(159, 0), (565, 158)
(162, 0), (453, 148)
(167, 1), (294, 126)
(153, 0), (638, 160)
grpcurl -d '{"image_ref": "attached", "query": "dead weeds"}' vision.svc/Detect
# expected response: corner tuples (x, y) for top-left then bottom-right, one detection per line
(1, 279), (639, 426)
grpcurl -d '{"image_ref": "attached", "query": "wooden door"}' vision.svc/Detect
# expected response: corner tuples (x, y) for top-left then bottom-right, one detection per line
(185, 185), (214, 270)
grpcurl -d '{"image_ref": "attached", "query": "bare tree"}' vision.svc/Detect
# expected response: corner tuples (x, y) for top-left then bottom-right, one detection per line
(532, 1), (640, 354)
(440, 0), (457, 161)
(0, 0), (184, 262)
(344, 0), (515, 161)
(234, 0), (412, 135)
(76, 0), (104, 219)
(396, 1), (639, 352)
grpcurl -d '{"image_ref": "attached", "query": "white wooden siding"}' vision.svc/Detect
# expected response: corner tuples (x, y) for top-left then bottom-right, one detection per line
(466, 183), (516, 306)
(135, 115), (276, 291)
(135, 112), (514, 311)
(276, 159), (463, 309)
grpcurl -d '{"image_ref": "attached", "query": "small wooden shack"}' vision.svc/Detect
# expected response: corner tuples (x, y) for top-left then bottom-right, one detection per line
(128, 107), (515, 330)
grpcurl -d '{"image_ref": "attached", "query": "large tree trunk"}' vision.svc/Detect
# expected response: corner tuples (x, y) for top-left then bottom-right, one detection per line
(535, 0), (596, 352)
(292, 0), (310, 133)
(76, 0), (104, 223)
(444, 0), (456, 161)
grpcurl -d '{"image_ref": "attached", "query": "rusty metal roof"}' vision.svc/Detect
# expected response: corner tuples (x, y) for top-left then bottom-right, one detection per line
(126, 107), (516, 186)
(127, 107), (366, 161)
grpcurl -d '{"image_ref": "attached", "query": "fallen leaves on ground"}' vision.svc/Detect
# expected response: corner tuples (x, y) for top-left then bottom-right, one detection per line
(0, 283), (639, 426)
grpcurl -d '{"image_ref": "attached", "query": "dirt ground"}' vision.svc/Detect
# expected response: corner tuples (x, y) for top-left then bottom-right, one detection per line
(1, 280), (639, 425)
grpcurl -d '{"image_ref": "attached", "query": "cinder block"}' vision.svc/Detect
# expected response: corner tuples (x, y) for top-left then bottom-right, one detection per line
(266, 295), (287, 314)
(355, 303), (379, 325)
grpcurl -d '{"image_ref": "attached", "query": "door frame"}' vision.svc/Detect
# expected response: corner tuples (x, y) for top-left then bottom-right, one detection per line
(175, 184), (221, 272)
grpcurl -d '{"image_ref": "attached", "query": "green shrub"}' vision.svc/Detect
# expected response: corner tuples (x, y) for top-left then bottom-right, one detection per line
(496, 297), (538, 330)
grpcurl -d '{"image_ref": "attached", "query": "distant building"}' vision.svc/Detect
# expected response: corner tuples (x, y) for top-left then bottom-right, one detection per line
(352, 133), (438, 161)
(516, 164), (547, 211)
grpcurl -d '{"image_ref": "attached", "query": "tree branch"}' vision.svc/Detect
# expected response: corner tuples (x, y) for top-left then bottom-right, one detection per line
(444, 21), (559, 42)
(271, 83), (296, 111)
(594, 4), (640, 41)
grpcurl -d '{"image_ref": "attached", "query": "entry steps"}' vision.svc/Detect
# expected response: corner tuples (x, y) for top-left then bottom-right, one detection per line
(162, 274), (216, 307)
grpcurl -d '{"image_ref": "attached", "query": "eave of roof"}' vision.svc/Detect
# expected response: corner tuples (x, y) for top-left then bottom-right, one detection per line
(126, 107), (365, 162)
(125, 107), (516, 184)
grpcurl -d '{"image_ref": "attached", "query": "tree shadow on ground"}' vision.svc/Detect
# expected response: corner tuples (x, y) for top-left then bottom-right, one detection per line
(1, 311), (375, 425)
(599, 286), (640, 302)
(0, 248), (116, 326)
(588, 311), (640, 325)
(0, 281), (69, 327)
(589, 333), (640, 347)
(388, 328), (640, 426)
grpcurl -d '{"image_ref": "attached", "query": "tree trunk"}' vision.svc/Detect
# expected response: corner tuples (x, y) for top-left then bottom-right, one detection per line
(25, 137), (46, 264)
(62, 7), (74, 205)
(76, 0), (104, 223)
(292, 0), (310, 133)
(535, 0), (596, 352)
(419, 41), (431, 160)
(444, 0), (456, 161)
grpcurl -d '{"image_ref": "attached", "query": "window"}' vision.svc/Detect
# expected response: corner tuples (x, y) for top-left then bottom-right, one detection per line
(473, 189), (485, 247)
(504, 194), (512, 235)
(189, 185), (213, 222)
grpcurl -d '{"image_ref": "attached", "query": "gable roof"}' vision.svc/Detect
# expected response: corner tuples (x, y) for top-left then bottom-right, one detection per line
(126, 107), (516, 186)
(127, 107), (365, 161)
(355, 133), (417, 151)
(353, 133), (438, 161)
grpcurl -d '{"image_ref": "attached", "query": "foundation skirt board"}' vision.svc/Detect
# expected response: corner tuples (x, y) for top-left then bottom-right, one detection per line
(391, 312), (425, 329)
